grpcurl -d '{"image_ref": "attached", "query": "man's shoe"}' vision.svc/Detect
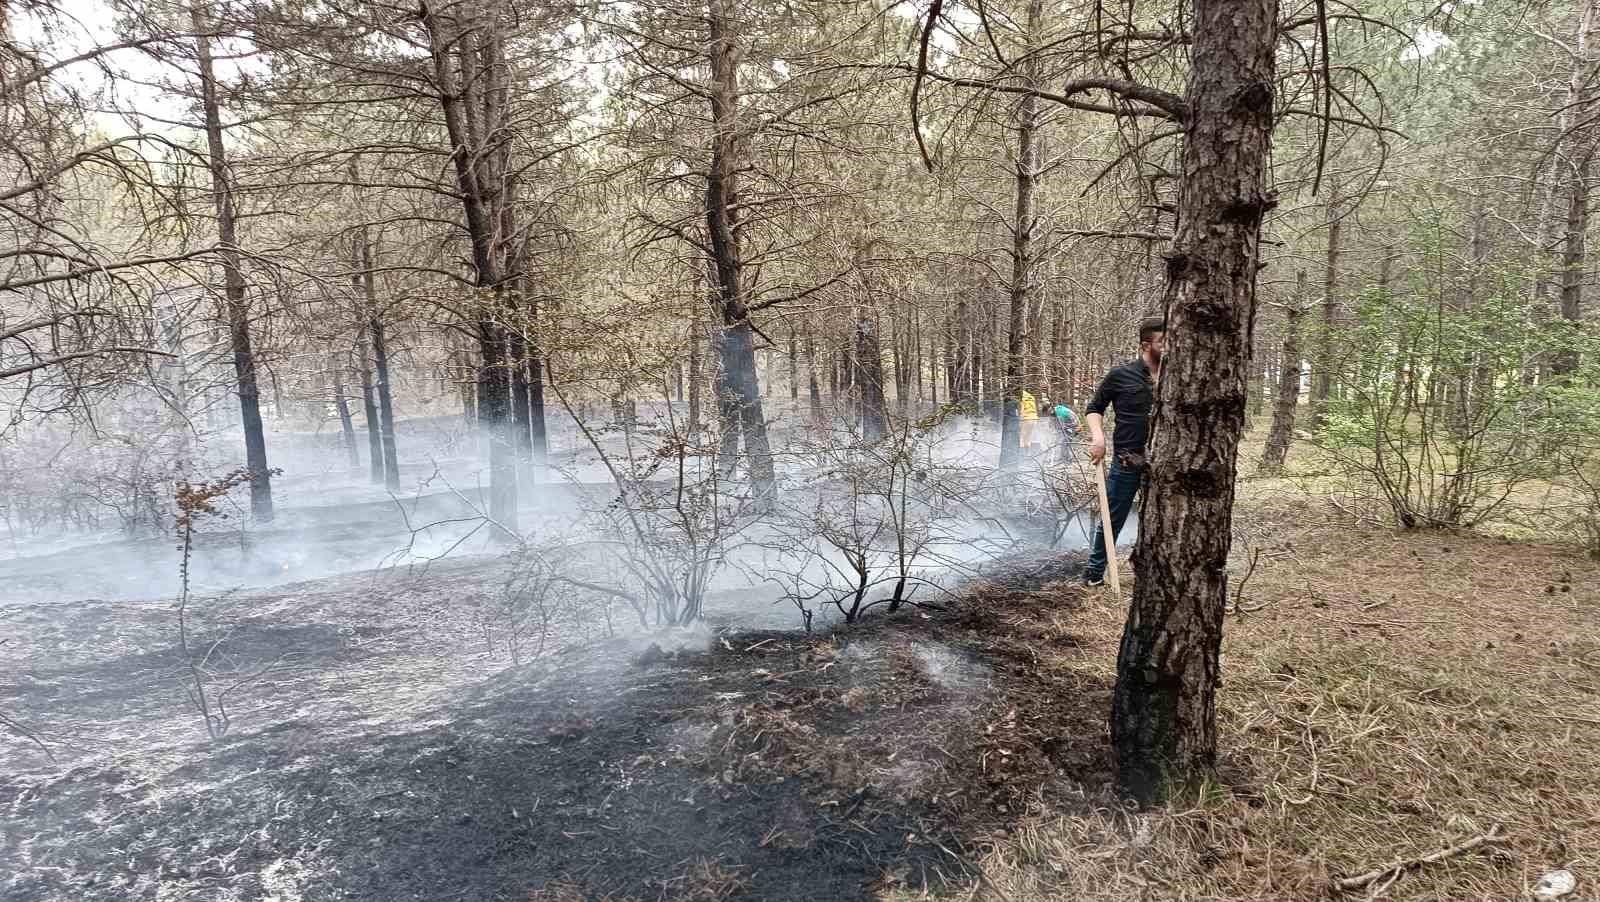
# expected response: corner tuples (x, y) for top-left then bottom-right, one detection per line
(1083, 574), (1105, 588)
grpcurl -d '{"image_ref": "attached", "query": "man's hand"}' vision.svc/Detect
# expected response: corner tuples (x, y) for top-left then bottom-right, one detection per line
(1089, 436), (1106, 465)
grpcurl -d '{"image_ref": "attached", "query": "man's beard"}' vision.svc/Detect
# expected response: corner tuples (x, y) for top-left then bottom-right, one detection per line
(1146, 347), (1162, 367)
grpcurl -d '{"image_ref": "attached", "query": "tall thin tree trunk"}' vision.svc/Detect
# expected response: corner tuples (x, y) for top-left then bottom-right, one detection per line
(1310, 176), (1342, 428)
(1555, 0), (1600, 380)
(193, 8), (272, 520)
(788, 324), (799, 413)
(1049, 302), (1067, 402)
(688, 302), (703, 436)
(1111, 0), (1276, 805)
(1261, 272), (1307, 473)
(913, 304), (924, 404)
(370, 315), (401, 491)
(1000, 17), (1041, 470)
(1453, 194), (1486, 433)
(509, 330), (534, 482)
(358, 232), (400, 492)
(357, 326), (382, 483)
(856, 303), (887, 441)
(331, 351), (359, 469)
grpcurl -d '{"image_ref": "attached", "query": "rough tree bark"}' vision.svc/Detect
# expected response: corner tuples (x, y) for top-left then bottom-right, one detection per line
(192, 7), (272, 521)
(705, 0), (775, 501)
(419, 0), (520, 533)
(1111, 0), (1276, 805)
(1261, 271), (1307, 474)
(999, 0), (1043, 469)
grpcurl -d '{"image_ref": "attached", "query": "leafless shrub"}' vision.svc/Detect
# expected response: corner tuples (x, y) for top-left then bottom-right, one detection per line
(1560, 454), (1600, 560)
(761, 410), (1012, 628)
(174, 467), (281, 740)
(554, 382), (757, 628)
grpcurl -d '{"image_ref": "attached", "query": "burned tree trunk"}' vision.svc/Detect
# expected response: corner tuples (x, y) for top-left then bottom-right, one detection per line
(369, 315), (400, 492)
(330, 351), (360, 469)
(806, 330), (824, 421)
(688, 299), (703, 436)
(193, 8), (272, 521)
(704, 0), (775, 501)
(788, 324), (799, 410)
(856, 305), (887, 442)
(1111, 0), (1276, 805)
(509, 331), (534, 478)
(357, 231), (400, 492)
(356, 327), (383, 483)
(419, 0), (524, 534)
(999, 0), (1042, 468)
(1261, 272), (1307, 474)
(525, 324), (548, 481)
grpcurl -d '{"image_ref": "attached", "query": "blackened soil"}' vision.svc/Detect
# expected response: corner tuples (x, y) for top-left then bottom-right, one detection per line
(2, 554), (1114, 901)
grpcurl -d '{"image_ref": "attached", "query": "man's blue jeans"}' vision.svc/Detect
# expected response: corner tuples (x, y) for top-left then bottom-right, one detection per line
(1085, 460), (1142, 579)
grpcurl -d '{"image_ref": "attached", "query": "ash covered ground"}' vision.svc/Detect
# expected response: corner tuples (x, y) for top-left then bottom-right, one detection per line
(2, 414), (1127, 901)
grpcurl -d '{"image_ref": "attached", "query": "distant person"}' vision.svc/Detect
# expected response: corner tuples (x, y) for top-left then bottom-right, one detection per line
(1020, 389), (1039, 450)
(1082, 317), (1165, 587)
(1050, 399), (1080, 437)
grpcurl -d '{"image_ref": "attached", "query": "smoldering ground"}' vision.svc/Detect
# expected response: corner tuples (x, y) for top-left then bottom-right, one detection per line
(1, 407), (1130, 901)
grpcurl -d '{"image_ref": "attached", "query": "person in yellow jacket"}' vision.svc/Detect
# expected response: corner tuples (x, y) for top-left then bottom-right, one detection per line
(1020, 390), (1039, 450)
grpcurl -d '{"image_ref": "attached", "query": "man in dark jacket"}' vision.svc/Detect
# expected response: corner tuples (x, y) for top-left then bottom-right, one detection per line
(1082, 317), (1165, 587)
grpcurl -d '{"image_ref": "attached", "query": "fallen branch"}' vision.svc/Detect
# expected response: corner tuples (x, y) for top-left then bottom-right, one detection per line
(0, 710), (53, 760)
(1334, 825), (1504, 893)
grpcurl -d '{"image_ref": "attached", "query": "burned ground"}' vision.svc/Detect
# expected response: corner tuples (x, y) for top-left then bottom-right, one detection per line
(8, 495), (1598, 902)
(1, 547), (1114, 902)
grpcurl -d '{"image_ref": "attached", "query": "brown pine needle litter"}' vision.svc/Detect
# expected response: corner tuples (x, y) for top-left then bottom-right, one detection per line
(884, 494), (1600, 902)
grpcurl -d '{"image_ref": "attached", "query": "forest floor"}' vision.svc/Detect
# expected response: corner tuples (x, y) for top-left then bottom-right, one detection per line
(3, 493), (1599, 901)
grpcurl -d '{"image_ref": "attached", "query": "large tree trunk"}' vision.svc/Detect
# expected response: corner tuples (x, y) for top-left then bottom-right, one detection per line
(420, 0), (519, 534)
(999, 0), (1043, 469)
(1111, 0), (1275, 805)
(1261, 272), (1307, 474)
(510, 330), (534, 480)
(476, 321), (517, 529)
(705, 0), (775, 501)
(193, 9), (272, 521)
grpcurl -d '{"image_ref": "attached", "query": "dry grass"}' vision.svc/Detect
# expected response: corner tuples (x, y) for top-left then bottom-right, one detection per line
(885, 494), (1600, 902)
